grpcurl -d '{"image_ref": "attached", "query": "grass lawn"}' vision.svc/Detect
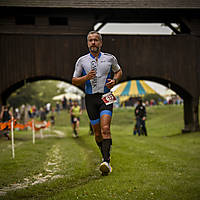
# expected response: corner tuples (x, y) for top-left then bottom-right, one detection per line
(0, 105), (200, 200)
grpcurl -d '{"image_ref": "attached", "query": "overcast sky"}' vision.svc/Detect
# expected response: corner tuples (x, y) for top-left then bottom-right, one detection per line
(95, 23), (173, 95)
(95, 23), (172, 35)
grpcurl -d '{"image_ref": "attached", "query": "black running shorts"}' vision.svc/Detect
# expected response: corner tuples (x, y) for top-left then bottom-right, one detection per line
(85, 93), (113, 125)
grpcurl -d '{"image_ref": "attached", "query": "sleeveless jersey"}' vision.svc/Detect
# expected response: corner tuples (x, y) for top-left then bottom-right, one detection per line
(73, 52), (121, 94)
(71, 106), (81, 117)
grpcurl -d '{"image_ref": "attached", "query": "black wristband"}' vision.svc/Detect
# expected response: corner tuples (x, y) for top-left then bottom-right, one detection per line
(113, 78), (118, 84)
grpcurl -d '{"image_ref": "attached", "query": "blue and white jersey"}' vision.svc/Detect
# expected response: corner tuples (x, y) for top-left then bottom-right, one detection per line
(73, 52), (121, 94)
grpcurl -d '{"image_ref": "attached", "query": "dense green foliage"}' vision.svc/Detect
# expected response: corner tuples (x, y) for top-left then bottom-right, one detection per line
(8, 80), (65, 108)
(0, 105), (200, 200)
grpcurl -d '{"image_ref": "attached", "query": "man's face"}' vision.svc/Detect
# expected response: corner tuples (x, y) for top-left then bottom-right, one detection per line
(87, 33), (102, 54)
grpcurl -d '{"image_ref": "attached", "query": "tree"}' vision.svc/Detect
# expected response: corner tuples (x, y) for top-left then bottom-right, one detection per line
(8, 80), (66, 108)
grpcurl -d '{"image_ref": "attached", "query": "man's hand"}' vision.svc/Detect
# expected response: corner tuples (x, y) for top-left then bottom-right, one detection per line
(106, 79), (116, 89)
(72, 70), (96, 86)
(86, 70), (96, 80)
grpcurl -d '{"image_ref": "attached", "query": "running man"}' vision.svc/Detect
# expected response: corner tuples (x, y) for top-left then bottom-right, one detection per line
(72, 30), (122, 175)
(70, 101), (82, 137)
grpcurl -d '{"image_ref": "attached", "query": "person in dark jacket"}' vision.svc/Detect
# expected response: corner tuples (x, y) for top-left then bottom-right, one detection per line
(0, 105), (12, 140)
(40, 107), (47, 122)
(133, 99), (147, 136)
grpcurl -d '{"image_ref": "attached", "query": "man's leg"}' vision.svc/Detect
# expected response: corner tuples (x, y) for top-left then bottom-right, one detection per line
(71, 117), (77, 137)
(100, 114), (112, 163)
(142, 120), (147, 136)
(89, 122), (94, 135)
(91, 121), (112, 175)
(3, 130), (10, 140)
(136, 118), (141, 136)
(73, 123), (77, 136)
(76, 120), (80, 136)
(92, 123), (103, 156)
(133, 124), (137, 135)
(85, 94), (112, 174)
(98, 113), (113, 175)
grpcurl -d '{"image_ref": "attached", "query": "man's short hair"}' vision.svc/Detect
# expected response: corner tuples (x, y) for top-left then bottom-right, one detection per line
(138, 99), (142, 104)
(87, 30), (102, 41)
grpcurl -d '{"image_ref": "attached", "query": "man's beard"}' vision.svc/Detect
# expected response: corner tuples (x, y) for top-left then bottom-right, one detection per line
(89, 46), (99, 53)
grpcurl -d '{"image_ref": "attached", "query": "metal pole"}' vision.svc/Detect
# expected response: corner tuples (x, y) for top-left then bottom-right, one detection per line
(11, 117), (15, 159)
(32, 119), (35, 144)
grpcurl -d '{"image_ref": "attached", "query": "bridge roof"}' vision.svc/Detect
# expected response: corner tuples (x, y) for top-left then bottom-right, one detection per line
(0, 0), (200, 9)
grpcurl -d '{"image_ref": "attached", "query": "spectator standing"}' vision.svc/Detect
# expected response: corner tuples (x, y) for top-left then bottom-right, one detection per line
(0, 105), (13, 140)
(62, 96), (67, 110)
(133, 99), (148, 136)
(40, 107), (47, 122)
(50, 107), (56, 127)
(55, 101), (60, 114)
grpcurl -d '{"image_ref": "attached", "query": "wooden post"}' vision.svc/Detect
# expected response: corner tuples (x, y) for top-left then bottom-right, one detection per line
(182, 96), (200, 133)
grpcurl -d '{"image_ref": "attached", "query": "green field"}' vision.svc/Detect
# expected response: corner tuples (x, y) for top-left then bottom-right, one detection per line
(0, 105), (200, 200)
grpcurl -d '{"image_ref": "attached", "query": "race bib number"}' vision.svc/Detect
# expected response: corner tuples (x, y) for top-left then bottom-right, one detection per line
(101, 92), (117, 105)
(74, 117), (77, 122)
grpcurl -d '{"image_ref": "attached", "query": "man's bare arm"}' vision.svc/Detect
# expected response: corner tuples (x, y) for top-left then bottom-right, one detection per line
(113, 68), (122, 83)
(72, 70), (96, 86)
(106, 69), (123, 89)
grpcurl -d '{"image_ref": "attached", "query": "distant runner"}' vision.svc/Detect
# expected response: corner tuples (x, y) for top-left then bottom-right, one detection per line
(70, 101), (82, 137)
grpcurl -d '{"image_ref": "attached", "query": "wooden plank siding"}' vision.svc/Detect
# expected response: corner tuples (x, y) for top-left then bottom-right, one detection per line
(0, 34), (199, 99)
(0, 0), (200, 9)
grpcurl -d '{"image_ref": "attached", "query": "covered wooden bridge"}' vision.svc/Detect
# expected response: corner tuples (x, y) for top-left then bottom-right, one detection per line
(0, 0), (200, 132)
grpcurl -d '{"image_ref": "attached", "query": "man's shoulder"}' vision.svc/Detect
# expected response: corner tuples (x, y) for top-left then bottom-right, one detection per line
(77, 53), (90, 63)
(102, 52), (115, 59)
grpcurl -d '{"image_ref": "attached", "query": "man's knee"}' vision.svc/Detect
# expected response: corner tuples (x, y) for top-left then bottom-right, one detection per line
(101, 125), (111, 137)
(94, 129), (101, 136)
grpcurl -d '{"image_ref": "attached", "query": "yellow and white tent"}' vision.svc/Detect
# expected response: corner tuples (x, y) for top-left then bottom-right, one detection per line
(112, 80), (157, 103)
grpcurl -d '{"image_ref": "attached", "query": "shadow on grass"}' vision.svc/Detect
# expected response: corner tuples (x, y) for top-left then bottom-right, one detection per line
(165, 131), (200, 137)
(165, 133), (183, 137)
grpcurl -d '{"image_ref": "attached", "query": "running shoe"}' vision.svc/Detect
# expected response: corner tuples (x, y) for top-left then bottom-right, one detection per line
(99, 162), (112, 175)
